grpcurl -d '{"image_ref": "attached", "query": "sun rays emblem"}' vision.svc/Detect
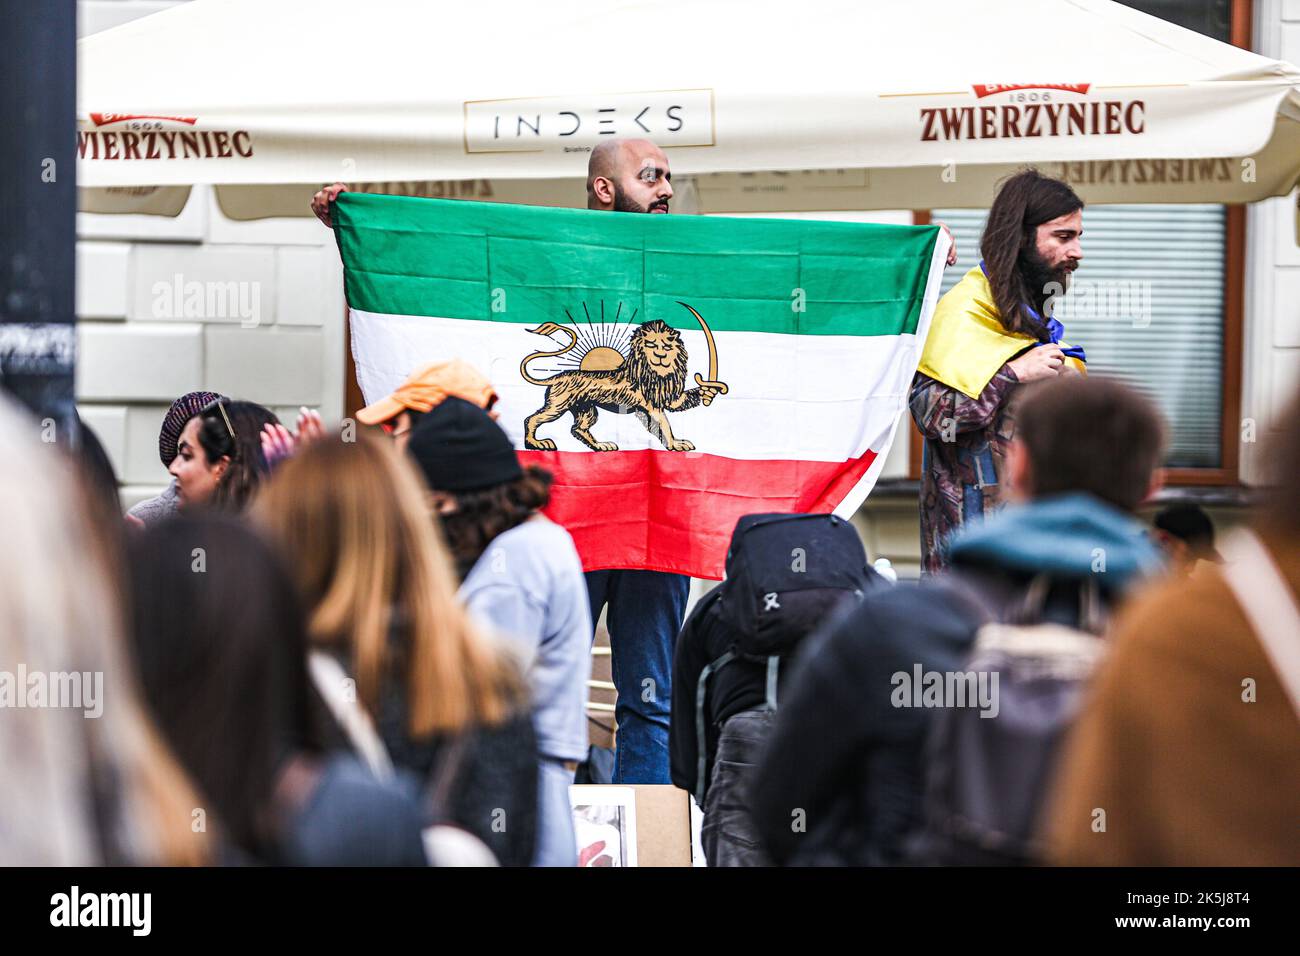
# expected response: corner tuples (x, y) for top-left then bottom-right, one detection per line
(519, 299), (729, 453)
(550, 301), (639, 374)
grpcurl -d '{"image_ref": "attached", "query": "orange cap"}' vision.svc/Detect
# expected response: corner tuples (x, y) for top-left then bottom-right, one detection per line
(356, 359), (498, 425)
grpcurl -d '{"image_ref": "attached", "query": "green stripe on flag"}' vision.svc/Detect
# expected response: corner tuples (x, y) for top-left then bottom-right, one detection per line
(334, 193), (939, 337)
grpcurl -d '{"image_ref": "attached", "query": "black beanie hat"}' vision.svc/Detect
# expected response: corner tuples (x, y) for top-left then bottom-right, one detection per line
(406, 397), (523, 492)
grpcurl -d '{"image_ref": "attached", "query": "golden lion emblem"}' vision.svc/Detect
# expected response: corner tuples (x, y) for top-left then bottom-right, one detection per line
(520, 302), (728, 452)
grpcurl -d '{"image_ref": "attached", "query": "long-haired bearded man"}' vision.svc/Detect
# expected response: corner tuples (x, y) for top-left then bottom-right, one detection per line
(910, 169), (1088, 575)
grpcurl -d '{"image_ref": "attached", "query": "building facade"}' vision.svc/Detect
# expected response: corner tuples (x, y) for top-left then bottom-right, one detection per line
(76, 0), (1299, 578)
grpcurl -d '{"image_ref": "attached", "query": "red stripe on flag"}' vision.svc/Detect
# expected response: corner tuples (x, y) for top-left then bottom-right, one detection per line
(517, 448), (878, 579)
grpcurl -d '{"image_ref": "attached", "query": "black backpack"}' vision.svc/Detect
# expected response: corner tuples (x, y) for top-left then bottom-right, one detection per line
(910, 575), (1108, 865)
(692, 512), (875, 802)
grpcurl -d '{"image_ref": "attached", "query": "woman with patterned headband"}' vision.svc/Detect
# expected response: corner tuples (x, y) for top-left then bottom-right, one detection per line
(125, 390), (226, 527)
(169, 398), (279, 513)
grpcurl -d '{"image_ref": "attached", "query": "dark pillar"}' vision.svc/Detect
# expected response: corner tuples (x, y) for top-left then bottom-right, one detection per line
(0, 0), (77, 435)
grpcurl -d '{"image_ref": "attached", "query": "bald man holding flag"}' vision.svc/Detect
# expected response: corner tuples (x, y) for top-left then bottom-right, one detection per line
(313, 140), (717, 784)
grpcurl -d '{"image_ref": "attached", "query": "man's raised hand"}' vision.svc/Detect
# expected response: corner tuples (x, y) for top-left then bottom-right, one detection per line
(934, 220), (959, 266)
(311, 182), (349, 227)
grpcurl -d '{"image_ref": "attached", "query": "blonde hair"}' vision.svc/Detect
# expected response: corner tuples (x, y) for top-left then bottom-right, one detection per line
(255, 432), (521, 736)
(0, 397), (206, 865)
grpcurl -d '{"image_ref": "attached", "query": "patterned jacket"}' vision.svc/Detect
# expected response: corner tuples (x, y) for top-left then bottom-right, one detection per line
(908, 364), (1021, 575)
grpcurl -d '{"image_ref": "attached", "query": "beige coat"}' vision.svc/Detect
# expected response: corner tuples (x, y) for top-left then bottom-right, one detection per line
(1041, 532), (1300, 865)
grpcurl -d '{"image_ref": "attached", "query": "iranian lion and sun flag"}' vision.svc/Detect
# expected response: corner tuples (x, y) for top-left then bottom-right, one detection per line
(335, 193), (949, 579)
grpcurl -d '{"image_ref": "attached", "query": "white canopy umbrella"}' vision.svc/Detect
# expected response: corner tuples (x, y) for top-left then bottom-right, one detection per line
(78, 0), (1300, 221)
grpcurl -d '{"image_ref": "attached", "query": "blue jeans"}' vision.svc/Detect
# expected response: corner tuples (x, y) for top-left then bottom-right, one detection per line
(586, 570), (689, 784)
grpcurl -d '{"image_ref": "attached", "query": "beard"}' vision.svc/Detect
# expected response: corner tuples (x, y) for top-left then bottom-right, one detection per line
(1018, 245), (1073, 316)
(613, 184), (668, 214)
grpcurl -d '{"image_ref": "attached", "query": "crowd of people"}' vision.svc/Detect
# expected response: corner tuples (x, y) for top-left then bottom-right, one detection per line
(5, 364), (590, 865)
(2, 143), (1296, 867)
(8, 363), (1295, 867)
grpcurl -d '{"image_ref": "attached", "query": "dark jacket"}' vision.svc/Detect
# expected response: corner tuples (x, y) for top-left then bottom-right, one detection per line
(309, 641), (540, 868)
(751, 493), (1163, 865)
(278, 753), (430, 867)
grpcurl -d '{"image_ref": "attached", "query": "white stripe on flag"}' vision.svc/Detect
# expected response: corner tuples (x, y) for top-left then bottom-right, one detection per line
(351, 308), (921, 463)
